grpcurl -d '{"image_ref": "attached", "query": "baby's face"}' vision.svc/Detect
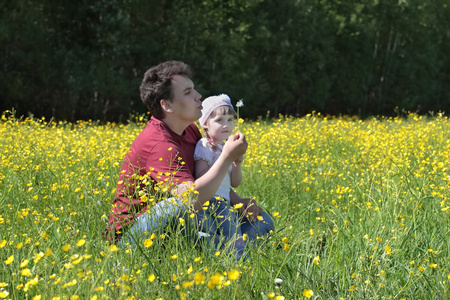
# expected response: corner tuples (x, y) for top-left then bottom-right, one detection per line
(205, 113), (235, 143)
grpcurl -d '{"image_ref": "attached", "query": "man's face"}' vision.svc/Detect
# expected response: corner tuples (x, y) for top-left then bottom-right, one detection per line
(169, 75), (202, 124)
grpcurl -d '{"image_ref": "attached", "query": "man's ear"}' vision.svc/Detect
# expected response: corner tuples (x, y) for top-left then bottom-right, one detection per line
(160, 99), (173, 113)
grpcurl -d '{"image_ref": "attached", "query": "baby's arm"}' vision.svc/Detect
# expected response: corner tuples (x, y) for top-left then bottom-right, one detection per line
(230, 155), (243, 187)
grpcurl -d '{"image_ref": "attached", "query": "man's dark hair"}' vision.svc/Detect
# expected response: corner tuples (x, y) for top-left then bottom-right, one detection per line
(140, 61), (193, 119)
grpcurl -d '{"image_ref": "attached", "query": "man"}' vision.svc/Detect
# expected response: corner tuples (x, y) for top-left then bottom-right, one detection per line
(105, 61), (273, 245)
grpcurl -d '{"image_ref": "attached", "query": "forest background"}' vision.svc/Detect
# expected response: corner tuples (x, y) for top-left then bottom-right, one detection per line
(1, 0), (449, 122)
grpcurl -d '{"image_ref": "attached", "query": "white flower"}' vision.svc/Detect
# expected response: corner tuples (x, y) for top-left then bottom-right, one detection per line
(274, 278), (283, 285)
(236, 99), (244, 107)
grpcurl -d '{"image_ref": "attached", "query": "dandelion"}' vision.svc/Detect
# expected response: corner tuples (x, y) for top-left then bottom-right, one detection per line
(274, 278), (283, 286)
(236, 99), (244, 131)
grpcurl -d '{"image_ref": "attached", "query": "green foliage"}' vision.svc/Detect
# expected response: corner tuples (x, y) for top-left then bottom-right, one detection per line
(1, 0), (449, 121)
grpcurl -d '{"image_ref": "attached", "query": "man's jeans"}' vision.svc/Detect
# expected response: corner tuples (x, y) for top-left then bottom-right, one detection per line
(120, 197), (275, 254)
(120, 197), (185, 245)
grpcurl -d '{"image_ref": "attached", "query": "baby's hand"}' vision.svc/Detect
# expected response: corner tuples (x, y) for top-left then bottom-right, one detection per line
(223, 133), (247, 160)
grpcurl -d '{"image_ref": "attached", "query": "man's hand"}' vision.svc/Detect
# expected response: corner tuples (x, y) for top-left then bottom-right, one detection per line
(238, 198), (262, 223)
(222, 133), (247, 161)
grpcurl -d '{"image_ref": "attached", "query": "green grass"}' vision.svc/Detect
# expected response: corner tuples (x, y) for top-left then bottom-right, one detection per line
(0, 111), (449, 299)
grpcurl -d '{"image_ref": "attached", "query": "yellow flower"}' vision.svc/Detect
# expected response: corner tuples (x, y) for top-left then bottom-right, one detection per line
(32, 295), (41, 300)
(193, 272), (205, 284)
(207, 273), (224, 289)
(20, 268), (32, 277)
(181, 281), (194, 288)
(16, 242), (23, 249)
(179, 218), (185, 227)
(313, 256), (320, 265)
(62, 244), (70, 252)
(109, 244), (118, 252)
(143, 239), (153, 248)
(233, 203), (243, 209)
(171, 254), (178, 259)
(148, 274), (155, 282)
(242, 233), (247, 241)
(303, 289), (314, 298)
(20, 259), (29, 268)
(4, 255), (14, 265)
(228, 269), (240, 280)
(76, 239), (86, 247)
(384, 246), (392, 255)
(268, 292), (275, 298)
(0, 291), (9, 299)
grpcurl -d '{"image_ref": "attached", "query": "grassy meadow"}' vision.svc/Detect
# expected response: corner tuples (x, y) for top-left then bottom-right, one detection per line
(0, 110), (449, 299)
